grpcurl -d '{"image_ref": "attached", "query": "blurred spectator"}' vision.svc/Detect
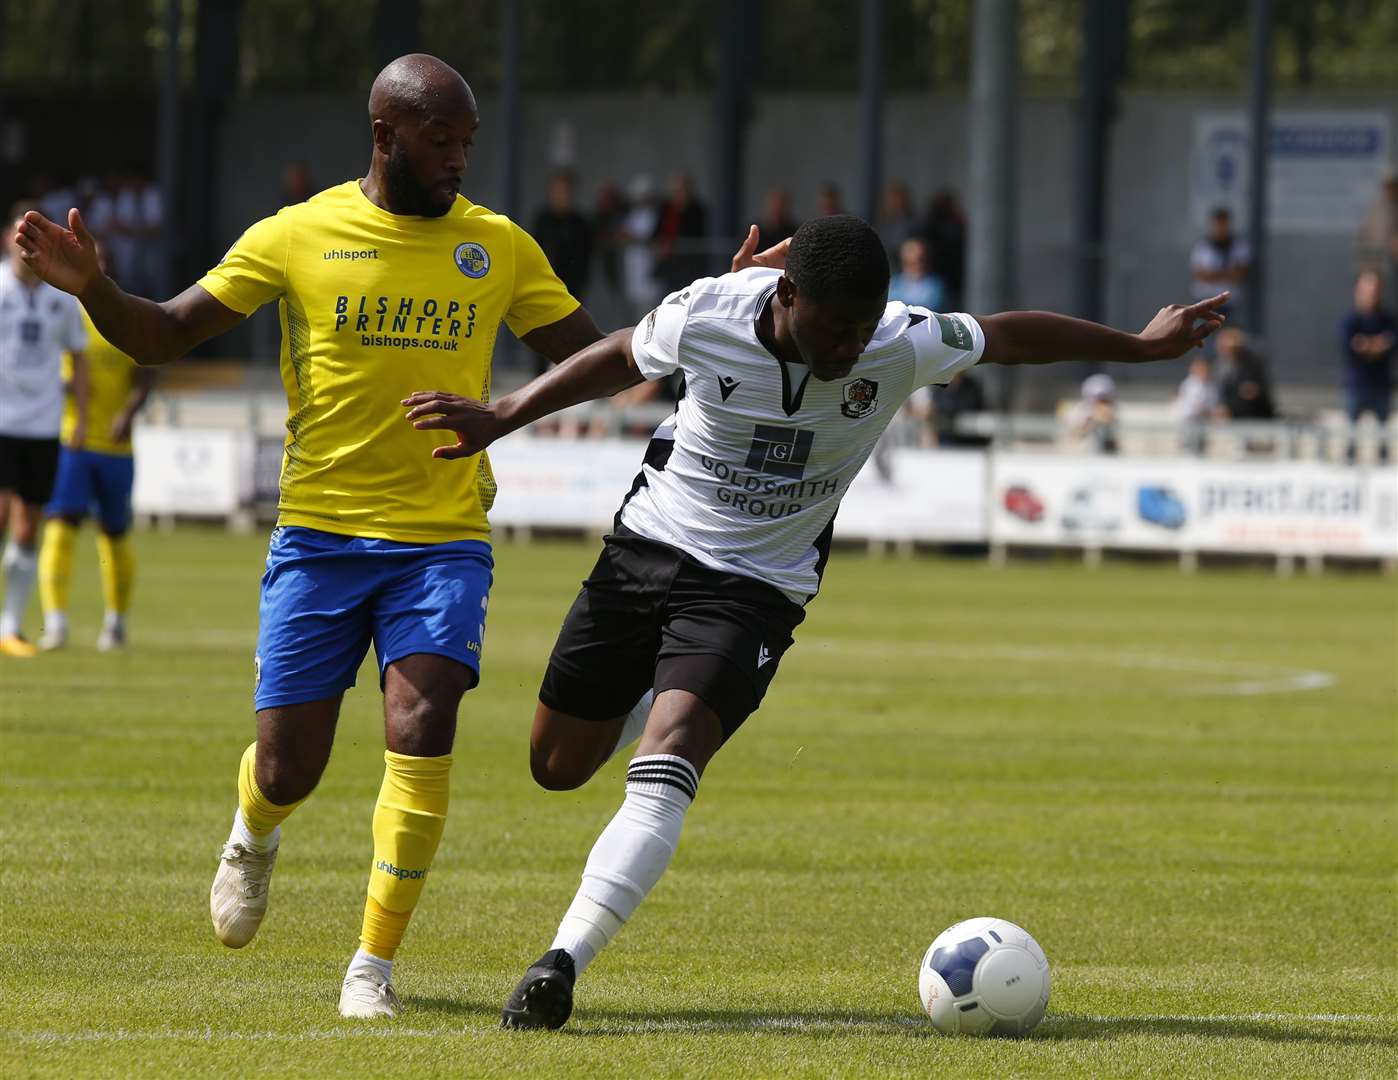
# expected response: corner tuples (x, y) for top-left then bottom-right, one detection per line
(925, 189), (966, 309)
(814, 182), (843, 218)
(1215, 328), (1276, 421)
(756, 186), (799, 247)
(910, 371), (989, 448)
(1190, 207), (1249, 322)
(532, 168), (593, 302)
(130, 168), (163, 298)
(1067, 373), (1119, 454)
(35, 175), (76, 225)
(1171, 355), (1219, 456)
(1356, 169), (1398, 308)
(875, 180), (918, 258)
(652, 172), (708, 296)
(622, 174), (660, 318)
(1339, 269), (1394, 464)
(84, 174), (121, 275)
(591, 180), (628, 312)
(282, 161), (314, 204)
(888, 237), (945, 310)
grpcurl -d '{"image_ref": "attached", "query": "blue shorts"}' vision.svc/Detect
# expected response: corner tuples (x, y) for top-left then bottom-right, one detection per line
(254, 525), (494, 711)
(46, 448), (135, 533)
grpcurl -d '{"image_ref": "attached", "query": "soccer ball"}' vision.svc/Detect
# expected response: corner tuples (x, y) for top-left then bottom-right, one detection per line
(918, 917), (1050, 1036)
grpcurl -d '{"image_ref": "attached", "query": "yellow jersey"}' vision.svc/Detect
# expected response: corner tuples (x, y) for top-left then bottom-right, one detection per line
(62, 309), (139, 456)
(196, 181), (578, 543)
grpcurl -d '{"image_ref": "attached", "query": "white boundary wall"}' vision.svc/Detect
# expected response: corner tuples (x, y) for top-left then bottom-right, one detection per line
(134, 429), (1398, 561)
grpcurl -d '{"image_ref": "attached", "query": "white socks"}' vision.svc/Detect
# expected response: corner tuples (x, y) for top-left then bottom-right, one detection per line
(346, 947), (393, 982)
(550, 754), (698, 974)
(103, 610), (125, 633)
(0, 542), (37, 638)
(230, 808), (279, 853)
(605, 689), (654, 765)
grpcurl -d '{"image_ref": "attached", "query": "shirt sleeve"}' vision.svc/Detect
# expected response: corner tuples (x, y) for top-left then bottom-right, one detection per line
(61, 295), (88, 353)
(503, 221), (582, 338)
(629, 288), (691, 379)
(908, 309), (986, 387)
(195, 211), (291, 315)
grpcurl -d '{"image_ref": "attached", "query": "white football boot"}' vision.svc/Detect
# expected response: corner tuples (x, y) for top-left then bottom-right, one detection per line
(339, 969), (402, 1019)
(209, 839), (278, 948)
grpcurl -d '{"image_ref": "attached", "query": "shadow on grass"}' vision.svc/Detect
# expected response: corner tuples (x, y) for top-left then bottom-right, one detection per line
(544, 1007), (1395, 1048)
(411, 996), (504, 1022)
(1039, 1013), (1398, 1048)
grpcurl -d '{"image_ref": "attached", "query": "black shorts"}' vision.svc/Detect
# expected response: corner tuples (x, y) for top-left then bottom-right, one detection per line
(0, 435), (61, 506)
(539, 525), (807, 739)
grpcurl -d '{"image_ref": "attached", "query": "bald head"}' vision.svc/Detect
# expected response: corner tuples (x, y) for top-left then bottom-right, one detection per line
(364, 54), (478, 218)
(369, 54), (476, 124)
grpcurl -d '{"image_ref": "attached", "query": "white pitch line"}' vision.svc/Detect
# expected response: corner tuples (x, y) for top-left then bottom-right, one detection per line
(8, 1013), (1391, 1044)
(797, 640), (1338, 698)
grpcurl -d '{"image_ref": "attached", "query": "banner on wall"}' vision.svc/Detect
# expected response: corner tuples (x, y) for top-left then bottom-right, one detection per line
(989, 453), (1398, 558)
(1192, 110), (1392, 233)
(833, 448), (986, 542)
(133, 427), (256, 516)
(486, 438), (991, 543)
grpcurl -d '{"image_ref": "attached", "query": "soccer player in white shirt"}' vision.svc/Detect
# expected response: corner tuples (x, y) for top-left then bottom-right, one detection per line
(0, 206), (88, 657)
(403, 215), (1229, 1029)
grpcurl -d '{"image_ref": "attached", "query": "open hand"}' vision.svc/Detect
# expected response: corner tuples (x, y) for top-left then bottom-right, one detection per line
(731, 225), (792, 273)
(12, 209), (102, 297)
(402, 390), (502, 460)
(1138, 292), (1229, 360)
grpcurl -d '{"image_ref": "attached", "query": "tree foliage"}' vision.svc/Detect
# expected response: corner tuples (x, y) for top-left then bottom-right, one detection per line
(0, 0), (1393, 94)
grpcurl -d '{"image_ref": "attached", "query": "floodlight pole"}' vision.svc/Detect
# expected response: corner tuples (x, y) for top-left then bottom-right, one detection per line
(499, 0), (521, 220)
(1071, 0), (1129, 326)
(967, 0), (1019, 410)
(157, 0), (181, 297)
(713, 0), (757, 272)
(1245, 0), (1272, 337)
(859, 0), (885, 223)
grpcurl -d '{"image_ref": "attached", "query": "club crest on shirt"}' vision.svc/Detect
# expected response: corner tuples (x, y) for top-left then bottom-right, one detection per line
(453, 242), (490, 279)
(840, 377), (879, 418)
(643, 307), (658, 343)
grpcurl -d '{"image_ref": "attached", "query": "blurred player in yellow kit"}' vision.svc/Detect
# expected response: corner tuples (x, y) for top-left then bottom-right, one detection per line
(39, 296), (155, 652)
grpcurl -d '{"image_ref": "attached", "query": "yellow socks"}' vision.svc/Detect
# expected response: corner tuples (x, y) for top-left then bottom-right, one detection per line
(359, 751), (452, 961)
(236, 742), (306, 838)
(96, 532), (134, 618)
(38, 518), (77, 618)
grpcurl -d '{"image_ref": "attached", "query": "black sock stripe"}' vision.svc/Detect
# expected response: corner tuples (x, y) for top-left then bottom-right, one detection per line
(627, 758), (699, 781)
(626, 770), (698, 794)
(626, 763), (699, 787)
(626, 774), (697, 799)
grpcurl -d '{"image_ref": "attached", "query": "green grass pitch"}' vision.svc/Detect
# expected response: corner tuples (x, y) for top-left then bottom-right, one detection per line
(2, 527), (1395, 1078)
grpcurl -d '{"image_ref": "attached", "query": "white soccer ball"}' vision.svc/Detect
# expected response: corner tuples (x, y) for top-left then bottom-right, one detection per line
(918, 917), (1050, 1036)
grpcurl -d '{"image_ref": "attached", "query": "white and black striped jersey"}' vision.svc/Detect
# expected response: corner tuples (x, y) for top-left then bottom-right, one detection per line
(619, 267), (985, 602)
(0, 261), (87, 439)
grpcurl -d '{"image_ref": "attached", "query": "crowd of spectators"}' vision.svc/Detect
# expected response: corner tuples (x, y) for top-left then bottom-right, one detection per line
(23, 168), (163, 297)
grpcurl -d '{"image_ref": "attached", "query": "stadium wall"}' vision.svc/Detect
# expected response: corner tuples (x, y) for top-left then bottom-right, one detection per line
(211, 90), (1396, 398)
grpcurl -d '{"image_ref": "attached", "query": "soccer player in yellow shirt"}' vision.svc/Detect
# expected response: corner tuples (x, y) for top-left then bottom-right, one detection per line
(12, 54), (771, 1020)
(39, 300), (155, 652)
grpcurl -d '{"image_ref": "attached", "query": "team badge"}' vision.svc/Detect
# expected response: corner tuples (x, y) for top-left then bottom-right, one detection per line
(840, 377), (879, 418)
(643, 307), (658, 343)
(453, 241), (490, 279)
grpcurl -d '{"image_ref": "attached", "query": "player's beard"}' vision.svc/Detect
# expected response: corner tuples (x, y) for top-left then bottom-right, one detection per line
(383, 149), (453, 218)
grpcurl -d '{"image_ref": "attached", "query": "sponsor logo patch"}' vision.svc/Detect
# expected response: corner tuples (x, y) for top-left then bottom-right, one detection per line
(745, 424), (815, 479)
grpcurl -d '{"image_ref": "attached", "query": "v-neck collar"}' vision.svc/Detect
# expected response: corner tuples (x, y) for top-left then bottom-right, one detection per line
(753, 283), (811, 417)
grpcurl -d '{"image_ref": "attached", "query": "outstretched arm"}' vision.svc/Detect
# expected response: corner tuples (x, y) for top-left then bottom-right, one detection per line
(13, 209), (243, 366)
(980, 292), (1229, 367)
(403, 328), (643, 459)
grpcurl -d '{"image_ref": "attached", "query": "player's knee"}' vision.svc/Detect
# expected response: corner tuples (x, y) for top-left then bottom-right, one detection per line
(256, 750), (325, 805)
(529, 746), (592, 791)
